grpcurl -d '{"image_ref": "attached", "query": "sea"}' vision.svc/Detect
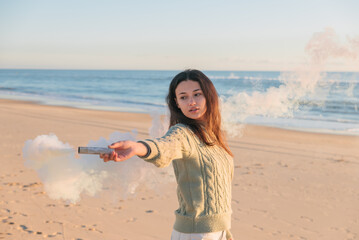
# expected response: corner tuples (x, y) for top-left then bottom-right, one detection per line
(0, 69), (358, 136)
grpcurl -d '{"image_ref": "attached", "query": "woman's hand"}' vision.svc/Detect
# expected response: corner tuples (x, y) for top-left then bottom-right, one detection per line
(99, 141), (148, 162)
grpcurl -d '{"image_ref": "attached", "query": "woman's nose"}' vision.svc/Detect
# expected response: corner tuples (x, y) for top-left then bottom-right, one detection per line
(188, 97), (196, 105)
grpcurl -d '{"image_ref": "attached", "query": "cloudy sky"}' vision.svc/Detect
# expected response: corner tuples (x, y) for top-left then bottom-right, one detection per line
(1, 0), (358, 71)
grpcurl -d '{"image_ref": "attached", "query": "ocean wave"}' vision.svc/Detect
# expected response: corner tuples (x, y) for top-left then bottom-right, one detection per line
(209, 74), (280, 81)
(298, 99), (359, 113)
(101, 99), (166, 108)
(0, 88), (166, 108)
(347, 128), (359, 133)
(0, 87), (17, 91)
(293, 115), (359, 124)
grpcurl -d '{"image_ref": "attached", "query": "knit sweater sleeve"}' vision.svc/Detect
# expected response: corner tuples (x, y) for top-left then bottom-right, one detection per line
(139, 124), (192, 168)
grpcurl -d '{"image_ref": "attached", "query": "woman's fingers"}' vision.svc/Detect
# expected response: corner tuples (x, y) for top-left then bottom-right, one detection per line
(100, 153), (113, 162)
(102, 141), (135, 162)
(112, 151), (126, 162)
(110, 150), (116, 160)
(108, 141), (124, 149)
(100, 152), (121, 163)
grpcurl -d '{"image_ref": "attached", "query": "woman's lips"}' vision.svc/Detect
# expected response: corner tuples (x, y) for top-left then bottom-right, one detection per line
(189, 107), (199, 113)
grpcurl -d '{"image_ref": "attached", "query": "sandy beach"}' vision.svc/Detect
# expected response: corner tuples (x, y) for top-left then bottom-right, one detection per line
(0, 98), (358, 240)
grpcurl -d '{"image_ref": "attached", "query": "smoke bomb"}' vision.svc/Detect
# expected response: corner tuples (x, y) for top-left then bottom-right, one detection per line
(23, 116), (175, 203)
(78, 147), (113, 155)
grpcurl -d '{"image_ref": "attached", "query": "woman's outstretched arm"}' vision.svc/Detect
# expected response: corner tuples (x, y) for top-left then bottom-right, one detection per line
(101, 124), (192, 167)
(100, 141), (148, 162)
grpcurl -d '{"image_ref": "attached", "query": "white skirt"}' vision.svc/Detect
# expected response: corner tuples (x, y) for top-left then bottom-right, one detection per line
(171, 229), (226, 240)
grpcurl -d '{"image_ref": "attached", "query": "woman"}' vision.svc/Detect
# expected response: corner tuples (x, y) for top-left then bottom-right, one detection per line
(101, 69), (234, 240)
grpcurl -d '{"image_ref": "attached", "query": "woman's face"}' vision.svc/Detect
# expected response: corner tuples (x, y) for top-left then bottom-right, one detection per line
(175, 80), (207, 120)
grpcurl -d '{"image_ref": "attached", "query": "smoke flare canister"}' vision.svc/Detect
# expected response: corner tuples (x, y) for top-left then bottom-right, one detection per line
(78, 147), (113, 155)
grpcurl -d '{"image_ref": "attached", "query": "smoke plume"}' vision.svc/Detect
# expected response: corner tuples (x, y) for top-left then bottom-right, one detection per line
(221, 28), (359, 136)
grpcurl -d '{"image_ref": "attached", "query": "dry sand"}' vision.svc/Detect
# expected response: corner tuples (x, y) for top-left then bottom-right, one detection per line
(0, 99), (358, 240)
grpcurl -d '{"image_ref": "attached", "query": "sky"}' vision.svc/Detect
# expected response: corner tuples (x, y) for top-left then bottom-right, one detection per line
(0, 0), (358, 71)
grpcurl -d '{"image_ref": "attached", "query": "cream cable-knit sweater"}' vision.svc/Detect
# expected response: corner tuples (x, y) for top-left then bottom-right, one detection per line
(140, 123), (234, 239)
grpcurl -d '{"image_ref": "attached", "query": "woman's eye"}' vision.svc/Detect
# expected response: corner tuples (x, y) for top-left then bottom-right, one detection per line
(195, 93), (202, 97)
(180, 96), (187, 100)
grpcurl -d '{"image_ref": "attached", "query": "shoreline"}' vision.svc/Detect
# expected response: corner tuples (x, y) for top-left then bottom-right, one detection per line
(1, 98), (358, 137)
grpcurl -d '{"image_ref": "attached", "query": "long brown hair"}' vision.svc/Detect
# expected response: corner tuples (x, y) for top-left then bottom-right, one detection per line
(166, 69), (233, 156)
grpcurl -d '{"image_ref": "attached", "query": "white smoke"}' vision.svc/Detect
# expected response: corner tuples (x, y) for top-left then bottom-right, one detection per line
(222, 28), (359, 136)
(23, 115), (174, 203)
(23, 134), (108, 203)
(149, 110), (169, 138)
(305, 28), (358, 64)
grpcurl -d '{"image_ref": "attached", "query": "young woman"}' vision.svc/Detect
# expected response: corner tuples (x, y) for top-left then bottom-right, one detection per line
(101, 69), (234, 240)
